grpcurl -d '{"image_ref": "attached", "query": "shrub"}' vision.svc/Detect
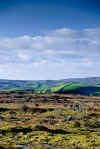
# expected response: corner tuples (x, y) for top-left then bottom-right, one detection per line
(21, 105), (30, 112)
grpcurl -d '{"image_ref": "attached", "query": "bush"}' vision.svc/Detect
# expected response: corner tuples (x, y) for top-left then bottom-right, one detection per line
(21, 105), (30, 112)
(73, 121), (81, 128)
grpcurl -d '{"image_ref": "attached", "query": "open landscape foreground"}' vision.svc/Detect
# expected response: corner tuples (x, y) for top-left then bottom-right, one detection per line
(0, 92), (100, 148)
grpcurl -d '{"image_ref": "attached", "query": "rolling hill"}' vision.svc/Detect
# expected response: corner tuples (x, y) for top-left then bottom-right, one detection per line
(0, 77), (100, 95)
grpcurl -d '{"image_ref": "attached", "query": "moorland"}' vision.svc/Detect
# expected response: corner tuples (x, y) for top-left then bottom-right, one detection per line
(0, 92), (100, 148)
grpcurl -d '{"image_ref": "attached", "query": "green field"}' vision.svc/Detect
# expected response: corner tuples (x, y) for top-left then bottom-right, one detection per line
(0, 78), (100, 96)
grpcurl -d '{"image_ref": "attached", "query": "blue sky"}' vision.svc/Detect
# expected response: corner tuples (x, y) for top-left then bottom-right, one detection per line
(0, 0), (100, 80)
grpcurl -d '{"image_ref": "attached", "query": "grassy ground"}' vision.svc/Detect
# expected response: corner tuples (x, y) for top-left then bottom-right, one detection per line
(0, 93), (100, 148)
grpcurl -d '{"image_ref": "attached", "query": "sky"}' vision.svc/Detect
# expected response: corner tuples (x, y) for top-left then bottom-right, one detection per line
(0, 0), (100, 80)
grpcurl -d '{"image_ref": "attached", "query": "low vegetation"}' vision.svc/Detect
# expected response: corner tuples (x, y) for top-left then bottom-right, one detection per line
(0, 92), (99, 148)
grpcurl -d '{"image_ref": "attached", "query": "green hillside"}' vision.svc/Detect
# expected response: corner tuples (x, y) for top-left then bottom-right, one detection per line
(0, 78), (100, 95)
(56, 84), (100, 96)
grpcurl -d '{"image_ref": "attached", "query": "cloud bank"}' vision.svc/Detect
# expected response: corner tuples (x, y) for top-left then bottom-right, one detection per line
(0, 28), (100, 80)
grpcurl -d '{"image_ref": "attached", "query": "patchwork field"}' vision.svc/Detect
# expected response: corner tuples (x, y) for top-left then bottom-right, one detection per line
(1, 78), (100, 96)
(0, 92), (100, 148)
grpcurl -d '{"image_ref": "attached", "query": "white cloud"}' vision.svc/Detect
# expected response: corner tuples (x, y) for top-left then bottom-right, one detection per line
(32, 60), (47, 68)
(0, 27), (100, 79)
(17, 52), (32, 62)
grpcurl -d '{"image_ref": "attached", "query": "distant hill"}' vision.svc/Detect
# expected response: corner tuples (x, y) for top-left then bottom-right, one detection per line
(0, 77), (100, 96)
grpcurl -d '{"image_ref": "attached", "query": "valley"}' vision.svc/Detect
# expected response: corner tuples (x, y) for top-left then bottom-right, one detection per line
(0, 77), (100, 96)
